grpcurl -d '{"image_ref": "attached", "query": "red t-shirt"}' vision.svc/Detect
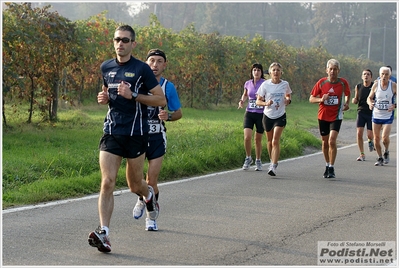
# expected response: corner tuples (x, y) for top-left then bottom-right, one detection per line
(310, 77), (350, 121)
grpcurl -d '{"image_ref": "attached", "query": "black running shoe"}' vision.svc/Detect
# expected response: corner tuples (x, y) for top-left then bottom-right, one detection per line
(374, 157), (384, 166)
(145, 186), (159, 220)
(327, 166), (335, 178)
(267, 164), (276, 176)
(383, 151), (389, 164)
(323, 166), (329, 178)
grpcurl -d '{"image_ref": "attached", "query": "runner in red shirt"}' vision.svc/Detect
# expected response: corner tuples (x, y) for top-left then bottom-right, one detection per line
(309, 59), (350, 179)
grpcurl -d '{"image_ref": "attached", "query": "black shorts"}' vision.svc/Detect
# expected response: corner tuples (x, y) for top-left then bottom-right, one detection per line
(99, 134), (148, 158)
(318, 119), (342, 136)
(356, 111), (372, 130)
(146, 134), (167, 160)
(263, 113), (287, 132)
(243, 111), (264, 133)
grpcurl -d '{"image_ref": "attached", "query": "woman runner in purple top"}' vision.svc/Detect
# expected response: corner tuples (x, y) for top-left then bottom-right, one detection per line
(238, 63), (267, 171)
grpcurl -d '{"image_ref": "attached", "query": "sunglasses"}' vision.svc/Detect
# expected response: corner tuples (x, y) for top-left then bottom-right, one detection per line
(269, 62), (282, 68)
(113, 37), (134, 43)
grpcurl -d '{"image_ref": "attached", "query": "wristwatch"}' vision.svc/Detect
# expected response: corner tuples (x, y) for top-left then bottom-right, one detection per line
(167, 113), (173, 121)
(131, 91), (138, 101)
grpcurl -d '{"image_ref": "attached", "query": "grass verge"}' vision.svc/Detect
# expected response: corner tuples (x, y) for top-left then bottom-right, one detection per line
(2, 101), (358, 209)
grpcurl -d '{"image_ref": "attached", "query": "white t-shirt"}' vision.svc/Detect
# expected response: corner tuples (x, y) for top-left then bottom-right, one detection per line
(257, 79), (292, 119)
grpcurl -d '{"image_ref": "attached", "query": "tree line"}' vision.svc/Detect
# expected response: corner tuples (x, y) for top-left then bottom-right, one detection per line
(2, 2), (384, 124)
(36, 2), (397, 67)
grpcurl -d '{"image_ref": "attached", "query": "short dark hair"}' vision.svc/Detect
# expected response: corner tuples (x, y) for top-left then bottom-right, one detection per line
(386, 65), (393, 71)
(363, 69), (373, 77)
(115, 25), (135, 41)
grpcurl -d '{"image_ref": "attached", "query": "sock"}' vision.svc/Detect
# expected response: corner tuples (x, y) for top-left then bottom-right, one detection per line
(326, 163), (330, 167)
(329, 164), (334, 168)
(101, 226), (109, 236)
(145, 190), (153, 202)
(361, 152), (364, 155)
(155, 192), (159, 201)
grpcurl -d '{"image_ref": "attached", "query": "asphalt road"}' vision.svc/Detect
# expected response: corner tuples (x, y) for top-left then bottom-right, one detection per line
(2, 120), (397, 266)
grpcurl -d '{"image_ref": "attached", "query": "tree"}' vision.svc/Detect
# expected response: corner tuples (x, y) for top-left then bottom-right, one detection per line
(2, 3), (385, 120)
(3, 3), (77, 122)
(72, 12), (118, 104)
(3, 2), (49, 123)
(25, 2), (395, 67)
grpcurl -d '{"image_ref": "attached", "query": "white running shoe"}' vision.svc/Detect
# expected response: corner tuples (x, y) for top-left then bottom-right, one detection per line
(356, 154), (365, 161)
(255, 159), (262, 171)
(145, 218), (158, 231)
(88, 226), (111, 253)
(242, 156), (253, 170)
(133, 197), (145, 219)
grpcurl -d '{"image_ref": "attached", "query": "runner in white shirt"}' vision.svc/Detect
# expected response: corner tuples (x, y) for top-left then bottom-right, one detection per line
(367, 66), (397, 166)
(256, 62), (292, 176)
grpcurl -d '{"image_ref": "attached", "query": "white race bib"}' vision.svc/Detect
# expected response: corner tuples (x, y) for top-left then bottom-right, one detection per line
(324, 96), (339, 106)
(249, 99), (262, 109)
(375, 101), (389, 110)
(148, 119), (161, 134)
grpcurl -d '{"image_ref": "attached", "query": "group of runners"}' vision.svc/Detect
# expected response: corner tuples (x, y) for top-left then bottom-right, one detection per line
(88, 25), (182, 253)
(239, 60), (396, 179)
(87, 24), (396, 254)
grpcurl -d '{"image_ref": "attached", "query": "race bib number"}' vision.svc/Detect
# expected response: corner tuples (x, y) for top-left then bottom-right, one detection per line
(324, 96), (339, 106)
(148, 119), (161, 134)
(375, 101), (389, 110)
(249, 99), (262, 109)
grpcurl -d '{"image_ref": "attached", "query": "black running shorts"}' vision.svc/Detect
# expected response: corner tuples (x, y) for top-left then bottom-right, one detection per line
(262, 113), (287, 132)
(146, 134), (167, 160)
(243, 111), (264, 133)
(318, 119), (342, 136)
(99, 134), (148, 158)
(356, 111), (372, 130)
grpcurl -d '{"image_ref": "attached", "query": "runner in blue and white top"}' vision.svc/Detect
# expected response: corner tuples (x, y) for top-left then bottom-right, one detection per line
(367, 66), (397, 166)
(133, 49), (182, 232)
(147, 76), (182, 140)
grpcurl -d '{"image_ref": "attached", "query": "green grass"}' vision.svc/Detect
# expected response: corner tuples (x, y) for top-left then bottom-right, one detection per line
(2, 100), (358, 209)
